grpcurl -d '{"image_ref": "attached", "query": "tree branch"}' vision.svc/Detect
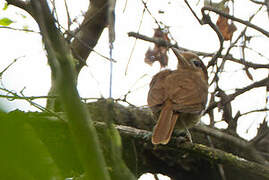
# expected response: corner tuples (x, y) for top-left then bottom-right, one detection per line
(29, 0), (111, 179)
(96, 122), (269, 179)
(249, 0), (267, 5)
(205, 76), (269, 114)
(185, 0), (224, 67)
(5, 0), (33, 16)
(71, 0), (109, 72)
(202, 6), (269, 38)
(128, 32), (269, 69)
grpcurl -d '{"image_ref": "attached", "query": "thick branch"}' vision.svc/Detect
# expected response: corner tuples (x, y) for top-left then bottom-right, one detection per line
(193, 125), (267, 164)
(3, 100), (269, 179)
(95, 122), (269, 179)
(5, 0), (32, 13)
(71, 0), (108, 72)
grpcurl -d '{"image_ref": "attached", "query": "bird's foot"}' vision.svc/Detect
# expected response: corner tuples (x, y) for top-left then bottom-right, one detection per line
(141, 131), (152, 141)
(185, 128), (193, 143)
(173, 129), (193, 143)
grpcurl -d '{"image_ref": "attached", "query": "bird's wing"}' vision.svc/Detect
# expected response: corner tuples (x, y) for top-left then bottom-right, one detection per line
(165, 69), (208, 113)
(147, 69), (173, 107)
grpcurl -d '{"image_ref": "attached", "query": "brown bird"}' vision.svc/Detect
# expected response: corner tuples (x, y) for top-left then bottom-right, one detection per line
(147, 48), (208, 145)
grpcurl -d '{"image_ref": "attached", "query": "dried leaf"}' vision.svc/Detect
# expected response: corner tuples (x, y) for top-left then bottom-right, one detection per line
(216, 7), (237, 41)
(144, 28), (170, 67)
(144, 47), (168, 68)
(145, 48), (156, 66)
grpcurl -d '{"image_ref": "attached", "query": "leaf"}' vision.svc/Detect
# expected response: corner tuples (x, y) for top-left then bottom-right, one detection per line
(0, 17), (14, 26)
(20, 13), (27, 19)
(144, 48), (156, 66)
(23, 25), (29, 30)
(216, 7), (237, 41)
(144, 28), (170, 68)
(0, 111), (63, 180)
(3, 2), (8, 10)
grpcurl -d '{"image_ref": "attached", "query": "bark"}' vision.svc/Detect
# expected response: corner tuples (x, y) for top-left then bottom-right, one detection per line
(29, 0), (111, 179)
(5, 100), (269, 180)
(46, 0), (108, 111)
(6, 0), (109, 111)
(71, 0), (108, 72)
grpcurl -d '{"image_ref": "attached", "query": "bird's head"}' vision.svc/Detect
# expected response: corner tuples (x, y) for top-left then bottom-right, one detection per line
(171, 47), (208, 82)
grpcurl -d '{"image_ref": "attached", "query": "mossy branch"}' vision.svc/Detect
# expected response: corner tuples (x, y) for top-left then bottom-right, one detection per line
(29, 0), (111, 179)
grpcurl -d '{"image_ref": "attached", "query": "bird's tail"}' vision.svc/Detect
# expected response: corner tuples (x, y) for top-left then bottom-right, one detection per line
(151, 100), (179, 145)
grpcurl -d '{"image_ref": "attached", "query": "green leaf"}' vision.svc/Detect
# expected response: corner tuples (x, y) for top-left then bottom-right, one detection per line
(0, 17), (13, 26)
(20, 13), (27, 19)
(3, 2), (8, 11)
(23, 25), (29, 30)
(0, 111), (63, 180)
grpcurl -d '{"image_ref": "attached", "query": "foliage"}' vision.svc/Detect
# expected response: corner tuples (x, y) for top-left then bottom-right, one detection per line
(1, 0), (269, 180)
(0, 111), (63, 179)
(0, 17), (13, 26)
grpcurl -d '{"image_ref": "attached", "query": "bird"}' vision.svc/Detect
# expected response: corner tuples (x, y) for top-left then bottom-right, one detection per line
(147, 48), (208, 145)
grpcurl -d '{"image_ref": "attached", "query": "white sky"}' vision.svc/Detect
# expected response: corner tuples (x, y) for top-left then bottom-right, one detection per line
(0, 1), (269, 178)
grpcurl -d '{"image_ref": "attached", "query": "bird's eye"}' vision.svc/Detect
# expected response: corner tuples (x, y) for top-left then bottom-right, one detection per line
(191, 59), (203, 68)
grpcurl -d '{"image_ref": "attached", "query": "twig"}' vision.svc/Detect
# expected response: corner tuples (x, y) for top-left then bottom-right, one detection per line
(249, 0), (266, 5)
(240, 45), (269, 61)
(210, 23), (251, 85)
(0, 26), (38, 33)
(184, 0), (224, 67)
(0, 56), (24, 78)
(128, 32), (173, 48)
(125, 0), (148, 76)
(0, 87), (64, 120)
(184, 0), (203, 24)
(201, 11), (224, 67)
(67, 30), (117, 63)
(202, 6), (269, 38)
(239, 108), (269, 117)
(266, 0), (269, 20)
(0, 94), (57, 100)
(204, 76), (269, 114)
(128, 32), (269, 69)
(140, 0), (161, 28)
(226, 58), (269, 69)
(63, 0), (72, 32)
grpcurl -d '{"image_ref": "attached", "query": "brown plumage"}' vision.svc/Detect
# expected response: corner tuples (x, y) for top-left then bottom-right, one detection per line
(148, 48), (208, 145)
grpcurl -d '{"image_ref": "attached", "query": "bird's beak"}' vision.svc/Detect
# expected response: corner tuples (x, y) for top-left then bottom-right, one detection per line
(171, 48), (190, 68)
